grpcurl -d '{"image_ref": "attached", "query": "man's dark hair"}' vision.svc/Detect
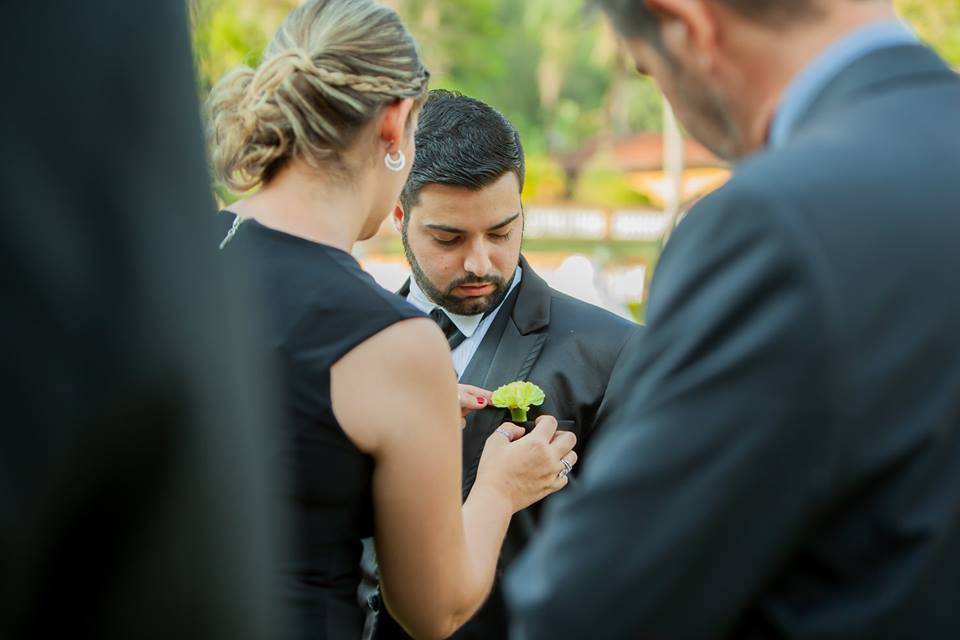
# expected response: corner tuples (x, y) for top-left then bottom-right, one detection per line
(595, 0), (823, 38)
(399, 90), (525, 216)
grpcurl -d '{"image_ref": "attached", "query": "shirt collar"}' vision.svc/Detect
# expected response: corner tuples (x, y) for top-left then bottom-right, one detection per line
(407, 267), (523, 338)
(769, 19), (917, 148)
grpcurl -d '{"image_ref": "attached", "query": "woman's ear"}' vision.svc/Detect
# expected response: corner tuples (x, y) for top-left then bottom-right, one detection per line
(380, 98), (416, 153)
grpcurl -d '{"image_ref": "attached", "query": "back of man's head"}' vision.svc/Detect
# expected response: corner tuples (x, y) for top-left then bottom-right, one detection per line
(596, 0), (894, 159)
(597, 0), (826, 38)
(399, 90), (525, 215)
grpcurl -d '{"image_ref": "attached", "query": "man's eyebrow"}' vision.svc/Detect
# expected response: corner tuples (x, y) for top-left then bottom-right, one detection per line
(423, 222), (466, 234)
(423, 212), (521, 234)
(487, 212), (521, 231)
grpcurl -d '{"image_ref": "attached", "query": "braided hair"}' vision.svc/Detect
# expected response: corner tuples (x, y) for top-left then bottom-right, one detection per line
(207, 0), (429, 192)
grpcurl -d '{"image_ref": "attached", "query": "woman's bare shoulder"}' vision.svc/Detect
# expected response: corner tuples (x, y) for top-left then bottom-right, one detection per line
(331, 316), (457, 452)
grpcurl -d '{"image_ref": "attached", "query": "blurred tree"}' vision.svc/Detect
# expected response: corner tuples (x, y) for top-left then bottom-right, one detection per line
(192, 0), (958, 201)
(192, 0), (959, 130)
(191, 0), (652, 155)
(896, 0), (960, 64)
(191, 0), (298, 95)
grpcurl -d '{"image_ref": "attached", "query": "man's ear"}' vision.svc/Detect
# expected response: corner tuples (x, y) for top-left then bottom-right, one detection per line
(391, 202), (405, 233)
(645, 0), (719, 73)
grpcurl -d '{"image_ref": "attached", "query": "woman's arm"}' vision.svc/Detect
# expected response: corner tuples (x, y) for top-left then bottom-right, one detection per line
(331, 317), (573, 639)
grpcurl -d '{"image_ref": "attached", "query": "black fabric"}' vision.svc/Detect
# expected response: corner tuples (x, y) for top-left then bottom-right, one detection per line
(506, 44), (960, 639)
(375, 258), (639, 640)
(222, 216), (423, 640)
(0, 3), (286, 639)
(428, 308), (467, 350)
(371, 285), (522, 640)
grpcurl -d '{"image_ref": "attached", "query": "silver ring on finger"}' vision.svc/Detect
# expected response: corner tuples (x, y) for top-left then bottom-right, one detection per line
(558, 457), (572, 478)
(495, 427), (512, 442)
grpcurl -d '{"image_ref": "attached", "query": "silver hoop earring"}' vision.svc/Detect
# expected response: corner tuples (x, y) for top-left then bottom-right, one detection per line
(384, 150), (406, 172)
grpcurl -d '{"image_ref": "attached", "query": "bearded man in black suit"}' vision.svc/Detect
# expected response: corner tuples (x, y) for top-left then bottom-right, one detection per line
(364, 90), (642, 640)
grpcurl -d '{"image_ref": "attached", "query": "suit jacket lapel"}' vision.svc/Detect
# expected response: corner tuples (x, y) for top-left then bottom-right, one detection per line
(396, 261), (555, 497)
(460, 257), (553, 497)
(396, 278), (411, 299)
(461, 319), (549, 497)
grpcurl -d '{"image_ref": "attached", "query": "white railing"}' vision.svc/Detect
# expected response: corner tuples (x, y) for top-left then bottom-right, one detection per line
(378, 205), (670, 242)
(523, 206), (669, 241)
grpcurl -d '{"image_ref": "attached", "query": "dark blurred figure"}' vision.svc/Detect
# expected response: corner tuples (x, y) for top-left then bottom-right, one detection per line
(0, 2), (284, 639)
(507, 1), (960, 638)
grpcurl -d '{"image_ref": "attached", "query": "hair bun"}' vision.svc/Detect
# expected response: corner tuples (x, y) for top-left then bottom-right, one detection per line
(206, 64), (294, 193)
(205, 0), (429, 194)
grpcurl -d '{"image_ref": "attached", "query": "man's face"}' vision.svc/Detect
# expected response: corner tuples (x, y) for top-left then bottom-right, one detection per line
(400, 172), (523, 316)
(623, 36), (743, 161)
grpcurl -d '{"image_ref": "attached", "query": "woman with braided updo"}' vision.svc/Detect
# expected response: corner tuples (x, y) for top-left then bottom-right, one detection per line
(206, 1), (576, 639)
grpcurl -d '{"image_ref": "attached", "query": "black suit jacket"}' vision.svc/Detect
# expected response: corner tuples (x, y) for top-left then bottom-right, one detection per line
(0, 3), (285, 638)
(505, 43), (960, 639)
(374, 256), (639, 639)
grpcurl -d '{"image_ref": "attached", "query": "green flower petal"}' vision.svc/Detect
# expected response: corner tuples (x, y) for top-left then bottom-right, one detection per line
(491, 381), (546, 413)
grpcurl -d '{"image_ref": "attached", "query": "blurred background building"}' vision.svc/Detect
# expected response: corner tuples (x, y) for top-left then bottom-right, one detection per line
(191, 0), (960, 321)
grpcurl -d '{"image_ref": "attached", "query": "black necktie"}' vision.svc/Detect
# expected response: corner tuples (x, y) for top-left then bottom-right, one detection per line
(429, 308), (467, 350)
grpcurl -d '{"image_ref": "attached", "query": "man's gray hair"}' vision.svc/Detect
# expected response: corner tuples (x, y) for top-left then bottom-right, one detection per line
(595, 0), (826, 38)
(593, 0), (658, 38)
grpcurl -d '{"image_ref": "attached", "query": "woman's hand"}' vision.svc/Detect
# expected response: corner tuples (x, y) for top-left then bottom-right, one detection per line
(473, 415), (578, 513)
(458, 384), (492, 428)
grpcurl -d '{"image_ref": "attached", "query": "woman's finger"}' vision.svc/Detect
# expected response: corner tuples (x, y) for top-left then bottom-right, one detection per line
(549, 430), (577, 455)
(489, 421), (525, 442)
(530, 414), (559, 442)
(458, 384), (492, 416)
(460, 384), (492, 403)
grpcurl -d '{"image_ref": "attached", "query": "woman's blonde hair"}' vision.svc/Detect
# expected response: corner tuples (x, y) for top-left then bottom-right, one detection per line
(207, 0), (429, 192)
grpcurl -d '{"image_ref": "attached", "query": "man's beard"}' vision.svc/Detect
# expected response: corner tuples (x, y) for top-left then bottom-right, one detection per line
(681, 84), (742, 162)
(661, 49), (743, 162)
(402, 231), (512, 316)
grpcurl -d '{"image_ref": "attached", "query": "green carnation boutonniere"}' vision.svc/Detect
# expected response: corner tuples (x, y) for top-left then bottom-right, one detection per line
(491, 381), (545, 423)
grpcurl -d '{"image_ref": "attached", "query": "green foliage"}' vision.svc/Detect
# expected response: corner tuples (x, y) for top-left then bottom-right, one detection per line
(626, 300), (646, 324)
(191, 0), (660, 160)
(522, 155), (568, 202)
(575, 164), (654, 208)
(897, 0), (960, 66)
(191, 0), (959, 202)
(191, 0), (298, 94)
(625, 77), (664, 133)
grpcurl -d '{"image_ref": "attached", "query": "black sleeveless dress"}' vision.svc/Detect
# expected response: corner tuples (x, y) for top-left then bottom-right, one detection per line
(220, 214), (423, 640)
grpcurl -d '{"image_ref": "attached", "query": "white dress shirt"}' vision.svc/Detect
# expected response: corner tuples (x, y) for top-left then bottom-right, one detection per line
(407, 268), (523, 379)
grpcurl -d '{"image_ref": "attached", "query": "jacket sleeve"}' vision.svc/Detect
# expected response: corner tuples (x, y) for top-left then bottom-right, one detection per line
(505, 184), (836, 640)
(587, 325), (646, 453)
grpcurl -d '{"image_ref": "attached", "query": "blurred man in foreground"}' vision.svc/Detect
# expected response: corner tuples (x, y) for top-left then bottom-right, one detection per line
(0, 2), (284, 638)
(507, 1), (960, 638)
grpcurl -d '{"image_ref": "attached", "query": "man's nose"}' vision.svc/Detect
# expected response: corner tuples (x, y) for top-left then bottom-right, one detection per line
(463, 240), (492, 278)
